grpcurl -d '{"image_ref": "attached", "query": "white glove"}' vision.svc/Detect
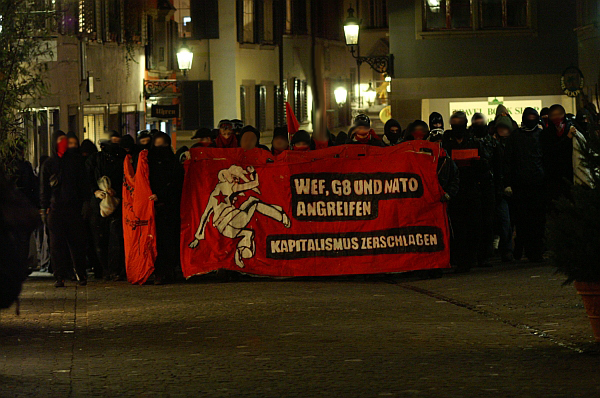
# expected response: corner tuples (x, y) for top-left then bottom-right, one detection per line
(95, 190), (107, 199)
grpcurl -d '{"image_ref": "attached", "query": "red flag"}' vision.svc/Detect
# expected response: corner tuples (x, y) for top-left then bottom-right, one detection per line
(123, 151), (157, 285)
(285, 102), (300, 136)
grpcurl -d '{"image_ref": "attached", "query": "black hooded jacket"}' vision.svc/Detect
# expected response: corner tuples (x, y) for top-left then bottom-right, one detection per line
(384, 119), (402, 145)
(540, 115), (576, 194)
(429, 112), (444, 131)
(40, 131), (89, 211)
(504, 108), (544, 188)
(86, 141), (126, 199)
(148, 138), (184, 211)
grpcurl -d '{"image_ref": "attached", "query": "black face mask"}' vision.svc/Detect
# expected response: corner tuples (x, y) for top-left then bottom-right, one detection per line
(451, 123), (467, 139)
(523, 118), (539, 130)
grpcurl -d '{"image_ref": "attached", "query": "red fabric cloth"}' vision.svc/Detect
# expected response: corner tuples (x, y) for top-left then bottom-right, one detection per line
(215, 134), (238, 148)
(122, 151), (157, 285)
(57, 139), (68, 158)
(353, 129), (380, 143)
(313, 140), (330, 150)
(272, 148), (286, 156)
(180, 142), (451, 278)
(293, 146), (309, 151)
(286, 102), (300, 136)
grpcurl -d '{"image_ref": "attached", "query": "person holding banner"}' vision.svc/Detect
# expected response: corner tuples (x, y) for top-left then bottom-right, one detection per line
(148, 133), (185, 284)
(347, 114), (386, 147)
(443, 111), (489, 273)
(215, 120), (238, 149)
(291, 130), (312, 151)
(271, 126), (289, 155)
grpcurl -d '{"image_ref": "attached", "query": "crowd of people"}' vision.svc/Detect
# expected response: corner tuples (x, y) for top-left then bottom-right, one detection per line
(17, 102), (594, 286)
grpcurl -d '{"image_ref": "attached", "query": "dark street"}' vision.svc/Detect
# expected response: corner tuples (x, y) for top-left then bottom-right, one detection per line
(2, 264), (600, 397)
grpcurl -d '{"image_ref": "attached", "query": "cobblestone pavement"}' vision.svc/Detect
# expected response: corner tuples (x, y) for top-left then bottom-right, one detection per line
(2, 263), (600, 397)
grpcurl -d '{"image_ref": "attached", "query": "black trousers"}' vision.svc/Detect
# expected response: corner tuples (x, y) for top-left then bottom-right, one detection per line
(448, 190), (483, 269)
(90, 206), (125, 278)
(478, 185), (496, 264)
(48, 208), (87, 281)
(154, 205), (180, 280)
(513, 186), (546, 260)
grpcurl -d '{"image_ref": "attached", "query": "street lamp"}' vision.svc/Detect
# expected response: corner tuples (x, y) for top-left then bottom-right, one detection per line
(343, 5), (394, 77)
(334, 86), (348, 106)
(363, 81), (377, 107)
(177, 42), (194, 74)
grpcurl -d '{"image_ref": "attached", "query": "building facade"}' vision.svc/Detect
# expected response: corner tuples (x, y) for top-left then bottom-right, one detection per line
(388, 0), (579, 129)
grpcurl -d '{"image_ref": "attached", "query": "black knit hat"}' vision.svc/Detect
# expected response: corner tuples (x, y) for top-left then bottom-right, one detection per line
(240, 125), (260, 142)
(291, 130), (311, 146)
(192, 128), (213, 140)
(353, 114), (371, 128)
(273, 126), (288, 139)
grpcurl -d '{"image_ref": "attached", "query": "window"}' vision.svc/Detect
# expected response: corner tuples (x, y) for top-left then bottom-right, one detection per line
(369, 0), (388, 28)
(262, 0), (274, 43)
(423, 0), (531, 32)
(294, 79), (308, 123)
(255, 85), (267, 131)
(424, 0), (472, 30)
(480, 0), (527, 28)
(240, 86), (247, 124)
(242, 0), (255, 43)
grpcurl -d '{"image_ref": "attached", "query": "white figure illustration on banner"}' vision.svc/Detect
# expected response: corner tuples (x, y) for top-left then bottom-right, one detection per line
(188, 165), (291, 268)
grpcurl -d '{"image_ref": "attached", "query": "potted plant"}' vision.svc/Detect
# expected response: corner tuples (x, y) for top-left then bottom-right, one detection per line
(547, 127), (600, 341)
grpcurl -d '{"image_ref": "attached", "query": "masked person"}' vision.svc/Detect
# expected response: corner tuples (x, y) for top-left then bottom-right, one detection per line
(429, 112), (444, 131)
(231, 119), (244, 141)
(79, 139), (102, 278)
(109, 130), (121, 145)
(86, 133), (126, 280)
(442, 111), (489, 272)
(239, 125), (270, 151)
(334, 131), (348, 146)
(384, 119), (402, 145)
(540, 107), (550, 129)
(137, 131), (152, 150)
(291, 130), (312, 151)
(491, 117), (515, 263)
(541, 104), (580, 203)
(40, 131), (90, 287)
(504, 108), (545, 263)
(347, 114), (385, 147)
(470, 119), (499, 267)
(191, 128), (214, 148)
(215, 120), (238, 148)
(148, 133), (184, 285)
(575, 108), (593, 137)
(403, 120), (429, 141)
(471, 113), (487, 128)
(312, 129), (335, 150)
(271, 126), (289, 155)
(120, 134), (136, 155)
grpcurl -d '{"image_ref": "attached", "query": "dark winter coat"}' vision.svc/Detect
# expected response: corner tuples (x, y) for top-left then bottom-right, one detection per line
(504, 126), (545, 189)
(86, 143), (127, 199)
(148, 147), (184, 211)
(40, 132), (89, 211)
(541, 120), (575, 199)
(442, 136), (488, 198)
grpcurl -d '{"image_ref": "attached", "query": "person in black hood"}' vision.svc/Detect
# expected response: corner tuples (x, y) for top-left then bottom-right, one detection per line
(239, 125), (269, 151)
(271, 126), (289, 155)
(442, 111), (490, 272)
(471, 113), (487, 127)
(429, 112), (444, 131)
(191, 128), (214, 148)
(148, 133), (185, 284)
(137, 131), (152, 150)
(540, 107), (550, 129)
(66, 132), (80, 150)
(40, 130), (90, 287)
(384, 119), (402, 145)
(120, 134), (136, 155)
(504, 107), (545, 263)
(541, 104), (579, 203)
(80, 139), (98, 158)
(444, 111), (469, 142)
(334, 131), (348, 146)
(86, 134), (127, 280)
(575, 108), (593, 137)
(291, 130), (312, 151)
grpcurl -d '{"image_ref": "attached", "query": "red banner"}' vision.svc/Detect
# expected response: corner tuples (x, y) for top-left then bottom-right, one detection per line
(180, 141), (450, 278)
(123, 151), (157, 284)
